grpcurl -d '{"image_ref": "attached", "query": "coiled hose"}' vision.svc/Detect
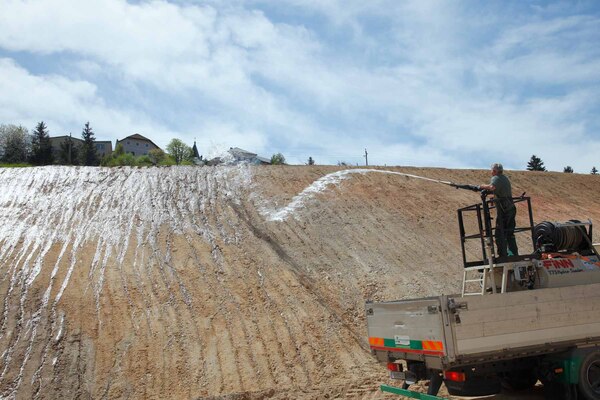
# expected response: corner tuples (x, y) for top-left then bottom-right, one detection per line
(533, 220), (587, 251)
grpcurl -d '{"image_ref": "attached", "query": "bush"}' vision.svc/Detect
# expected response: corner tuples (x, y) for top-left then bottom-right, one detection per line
(148, 148), (166, 165)
(99, 149), (187, 167)
(100, 145), (168, 167)
(101, 152), (138, 167)
(137, 155), (153, 167)
(158, 155), (177, 166)
(271, 153), (286, 165)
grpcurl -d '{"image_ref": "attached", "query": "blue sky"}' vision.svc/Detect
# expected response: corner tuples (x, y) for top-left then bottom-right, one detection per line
(0, 0), (599, 170)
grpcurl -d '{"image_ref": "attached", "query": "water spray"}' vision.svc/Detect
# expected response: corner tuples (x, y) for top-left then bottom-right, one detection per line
(263, 168), (483, 221)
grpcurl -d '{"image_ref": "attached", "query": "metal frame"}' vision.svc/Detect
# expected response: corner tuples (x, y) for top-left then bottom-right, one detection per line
(457, 193), (534, 268)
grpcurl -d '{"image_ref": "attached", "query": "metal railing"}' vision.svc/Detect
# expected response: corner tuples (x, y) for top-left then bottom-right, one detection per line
(457, 194), (534, 268)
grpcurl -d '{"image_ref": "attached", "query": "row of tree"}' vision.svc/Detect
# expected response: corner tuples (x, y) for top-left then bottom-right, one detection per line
(0, 122), (100, 166)
(0, 122), (208, 167)
(526, 155), (599, 174)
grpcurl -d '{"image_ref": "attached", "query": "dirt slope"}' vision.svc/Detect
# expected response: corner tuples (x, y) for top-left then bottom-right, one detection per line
(0, 165), (598, 399)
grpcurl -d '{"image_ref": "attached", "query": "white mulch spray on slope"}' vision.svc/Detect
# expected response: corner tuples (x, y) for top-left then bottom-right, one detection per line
(0, 165), (251, 302)
(0, 165), (253, 397)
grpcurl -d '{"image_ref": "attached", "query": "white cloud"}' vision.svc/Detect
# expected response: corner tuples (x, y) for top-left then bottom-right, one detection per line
(0, 1), (598, 171)
(0, 58), (178, 144)
(486, 15), (600, 84)
(0, 58), (97, 124)
(0, 0), (214, 86)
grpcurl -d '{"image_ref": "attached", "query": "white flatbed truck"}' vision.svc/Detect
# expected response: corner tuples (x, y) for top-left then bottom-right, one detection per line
(366, 194), (600, 399)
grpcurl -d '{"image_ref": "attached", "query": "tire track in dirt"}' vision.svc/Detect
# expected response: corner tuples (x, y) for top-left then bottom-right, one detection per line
(203, 173), (261, 394)
(231, 200), (373, 387)
(233, 201), (369, 349)
(231, 208), (342, 386)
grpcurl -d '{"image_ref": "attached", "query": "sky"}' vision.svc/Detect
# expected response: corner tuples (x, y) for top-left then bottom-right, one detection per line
(0, 0), (599, 171)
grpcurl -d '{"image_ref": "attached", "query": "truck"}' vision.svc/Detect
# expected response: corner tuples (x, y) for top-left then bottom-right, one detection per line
(365, 192), (600, 399)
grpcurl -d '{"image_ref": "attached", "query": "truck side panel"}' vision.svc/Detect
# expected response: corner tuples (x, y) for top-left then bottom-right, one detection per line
(451, 282), (600, 357)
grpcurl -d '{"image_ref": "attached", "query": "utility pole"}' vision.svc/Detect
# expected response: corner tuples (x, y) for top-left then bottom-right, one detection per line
(68, 132), (72, 165)
(364, 148), (368, 166)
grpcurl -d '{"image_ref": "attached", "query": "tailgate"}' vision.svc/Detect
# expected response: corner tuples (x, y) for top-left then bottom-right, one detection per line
(366, 297), (449, 359)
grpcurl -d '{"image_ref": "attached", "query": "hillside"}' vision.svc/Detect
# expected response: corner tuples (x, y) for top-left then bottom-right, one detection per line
(0, 165), (599, 399)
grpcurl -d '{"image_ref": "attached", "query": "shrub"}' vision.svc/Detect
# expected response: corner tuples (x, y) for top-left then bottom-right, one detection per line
(137, 155), (153, 167)
(271, 153), (286, 165)
(158, 155), (177, 166)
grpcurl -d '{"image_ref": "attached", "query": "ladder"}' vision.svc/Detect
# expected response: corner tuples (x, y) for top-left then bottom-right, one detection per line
(461, 264), (512, 296)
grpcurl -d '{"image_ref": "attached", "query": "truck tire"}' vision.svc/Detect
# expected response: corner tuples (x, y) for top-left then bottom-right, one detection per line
(500, 370), (538, 391)
(579, 350), (600, 400)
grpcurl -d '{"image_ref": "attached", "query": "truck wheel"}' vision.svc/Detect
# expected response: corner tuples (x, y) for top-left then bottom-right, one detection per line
(501, 370), (538, 391)
(579, 351), (600, 400)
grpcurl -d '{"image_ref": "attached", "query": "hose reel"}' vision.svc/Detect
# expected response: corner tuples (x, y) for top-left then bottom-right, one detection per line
(533, 220), (590, 252)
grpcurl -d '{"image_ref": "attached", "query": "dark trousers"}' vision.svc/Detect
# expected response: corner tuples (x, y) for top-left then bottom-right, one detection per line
(495, 203), (518, 257)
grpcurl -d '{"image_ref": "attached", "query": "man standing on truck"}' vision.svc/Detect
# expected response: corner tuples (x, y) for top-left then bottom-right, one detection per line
(479, 163), (518, 258)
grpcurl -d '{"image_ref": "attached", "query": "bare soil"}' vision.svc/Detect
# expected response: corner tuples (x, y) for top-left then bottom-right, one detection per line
(0, 165), (598, 399)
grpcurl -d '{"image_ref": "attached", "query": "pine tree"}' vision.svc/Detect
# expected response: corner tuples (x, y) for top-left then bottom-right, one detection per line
(307, 156), (315, 165)
(526, 155), (546, 171)
(80, 122), (98, 166)
(58, 134), (79, 165)
(592, 167), (598, 175)
(563, 166), (573, 173)
(30, 121), (53, 165)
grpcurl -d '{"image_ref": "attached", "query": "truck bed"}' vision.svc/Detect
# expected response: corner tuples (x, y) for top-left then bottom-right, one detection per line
(366, 282), (600, 368)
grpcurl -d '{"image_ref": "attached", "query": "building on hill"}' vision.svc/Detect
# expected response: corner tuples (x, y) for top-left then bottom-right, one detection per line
(49, 135), (83, 158)
(191, 141), (203, 165)
(95, 141), (113, 159)
(50, 135), (84, 164)
(50, 136), (113, 162)
(228, 147), (271, 165)
(116, 134), (161, 156)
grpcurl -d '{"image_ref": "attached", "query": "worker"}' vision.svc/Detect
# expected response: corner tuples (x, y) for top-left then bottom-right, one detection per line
(479, 163), (518, 258)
